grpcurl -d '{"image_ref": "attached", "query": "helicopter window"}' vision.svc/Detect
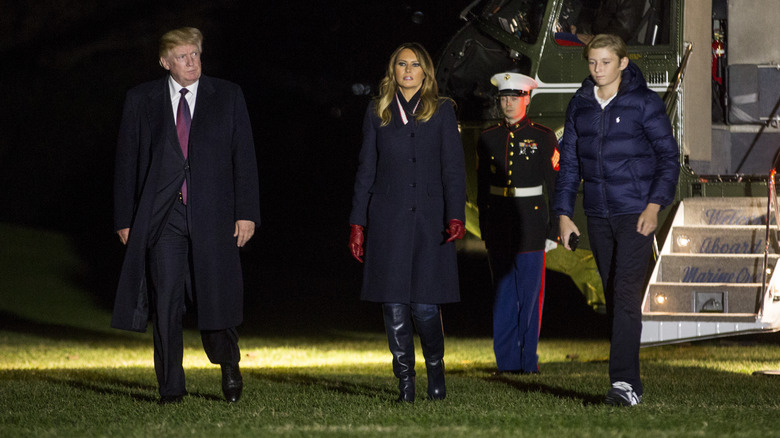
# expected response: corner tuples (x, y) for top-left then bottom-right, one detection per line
(554, 0), (670, 46)
(481, 0), (549, 45)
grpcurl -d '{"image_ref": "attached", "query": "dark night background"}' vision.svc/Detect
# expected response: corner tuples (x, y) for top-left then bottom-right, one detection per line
(0, 1), (605, 339)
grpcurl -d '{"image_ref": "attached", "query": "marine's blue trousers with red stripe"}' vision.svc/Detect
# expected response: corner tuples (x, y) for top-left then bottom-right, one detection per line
(487, 249), (545, 372)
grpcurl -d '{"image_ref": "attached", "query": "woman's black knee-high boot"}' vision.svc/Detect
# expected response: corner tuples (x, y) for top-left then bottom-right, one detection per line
(414, 307), (446, 400)
(383, 303), (416, 403)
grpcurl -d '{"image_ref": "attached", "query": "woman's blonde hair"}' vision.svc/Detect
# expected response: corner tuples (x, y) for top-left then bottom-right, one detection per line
(375, 42), (439, 126)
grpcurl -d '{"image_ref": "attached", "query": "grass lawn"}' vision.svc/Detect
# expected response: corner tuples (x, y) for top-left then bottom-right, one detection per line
(2, 222), (780, 437)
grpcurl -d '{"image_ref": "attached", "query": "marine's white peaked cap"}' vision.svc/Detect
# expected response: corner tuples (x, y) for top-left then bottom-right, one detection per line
(490, 72), (538, 96)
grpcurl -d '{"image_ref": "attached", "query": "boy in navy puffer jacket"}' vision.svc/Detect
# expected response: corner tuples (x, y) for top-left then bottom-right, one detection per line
(554, 34), (680, 406)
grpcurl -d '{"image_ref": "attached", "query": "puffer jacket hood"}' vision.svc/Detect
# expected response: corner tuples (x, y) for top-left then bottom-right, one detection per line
(553, 61), (680, 219)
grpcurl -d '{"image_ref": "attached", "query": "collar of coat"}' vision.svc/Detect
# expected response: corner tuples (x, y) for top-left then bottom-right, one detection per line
(578, 61), (646, 104)
(502, 116), (530, 131)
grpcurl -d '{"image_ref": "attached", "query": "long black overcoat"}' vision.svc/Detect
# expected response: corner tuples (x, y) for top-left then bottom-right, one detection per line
(349, 98), (466, 304)
(112, 75), (260, 332)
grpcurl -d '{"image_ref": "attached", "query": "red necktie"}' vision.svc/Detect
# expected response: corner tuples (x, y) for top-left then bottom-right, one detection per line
(177, 88), (191, 204)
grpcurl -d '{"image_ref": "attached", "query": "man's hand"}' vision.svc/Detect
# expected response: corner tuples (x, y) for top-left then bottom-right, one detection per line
(558, 215), (580, 251)
(117, 228), (130, 245)
(445, 219), (466, 243)
(637, 203), (661, 236)
(234, 220), (255, 247)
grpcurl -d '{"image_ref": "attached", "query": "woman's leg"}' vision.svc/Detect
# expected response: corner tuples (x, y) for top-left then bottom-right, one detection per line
(411, 303), (446, 400)
(383, 303), (416, 402)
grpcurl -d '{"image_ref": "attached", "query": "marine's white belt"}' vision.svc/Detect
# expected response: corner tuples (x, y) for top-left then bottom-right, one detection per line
(489, 185), (543, 197)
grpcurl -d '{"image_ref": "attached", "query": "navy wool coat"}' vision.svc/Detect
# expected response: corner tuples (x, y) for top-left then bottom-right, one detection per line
(349, 98), (466, 304)
(554, 62), (679, 219)
(112, 75), (260, 332)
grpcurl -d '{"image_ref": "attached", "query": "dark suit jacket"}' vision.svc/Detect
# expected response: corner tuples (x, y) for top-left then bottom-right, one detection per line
(112, 75), (260, 332)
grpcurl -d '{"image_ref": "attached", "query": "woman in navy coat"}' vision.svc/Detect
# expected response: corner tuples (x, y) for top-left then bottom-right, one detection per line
(554, 34), (679, 406)
(349, 42), (466, 403)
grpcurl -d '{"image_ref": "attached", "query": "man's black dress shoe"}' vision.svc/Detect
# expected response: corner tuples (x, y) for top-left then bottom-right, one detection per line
(158, 394), (184, 405)
(221, 363), (243, 403)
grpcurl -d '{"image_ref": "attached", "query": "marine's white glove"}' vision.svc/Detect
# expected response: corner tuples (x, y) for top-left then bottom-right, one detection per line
(544, 239), (558, 253)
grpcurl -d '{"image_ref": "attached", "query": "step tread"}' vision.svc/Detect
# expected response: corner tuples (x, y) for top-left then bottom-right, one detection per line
(683, 197), (768, 205)
(673, 225), (768, 229)
(682, 197), (771, 226)
(650, 282), (763, 286)
(660, 253), (776, 258)
(643, 313), (757, 322)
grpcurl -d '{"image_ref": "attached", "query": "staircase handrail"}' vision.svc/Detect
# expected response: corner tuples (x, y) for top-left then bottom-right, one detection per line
(664, 41), (692, 165)
(761, 169), (780, 315)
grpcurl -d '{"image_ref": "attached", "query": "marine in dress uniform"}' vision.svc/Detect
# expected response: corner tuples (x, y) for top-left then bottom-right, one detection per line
(477, 73), (559, 373)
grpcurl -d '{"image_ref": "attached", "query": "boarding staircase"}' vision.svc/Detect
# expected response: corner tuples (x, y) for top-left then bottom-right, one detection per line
(641, 195), (780, 346)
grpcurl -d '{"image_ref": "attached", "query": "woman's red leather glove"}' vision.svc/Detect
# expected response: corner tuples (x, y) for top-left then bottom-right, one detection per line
(349, 224), (364, 263)
(445, 219), (465, 243)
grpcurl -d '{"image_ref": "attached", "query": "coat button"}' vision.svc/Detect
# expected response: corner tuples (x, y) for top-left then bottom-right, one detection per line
(409, 183), (416, 187)
(410, 207), (416, 212)
(410, 133), (415, 137)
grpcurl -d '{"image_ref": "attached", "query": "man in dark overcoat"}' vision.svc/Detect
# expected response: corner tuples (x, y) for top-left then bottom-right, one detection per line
(112, 27), (260, 404)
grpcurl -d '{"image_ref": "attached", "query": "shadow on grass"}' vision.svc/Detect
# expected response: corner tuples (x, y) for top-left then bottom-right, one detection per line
(250, 370), (396, 400)
(2, 369), (156, 403)
(0, 311), (147, 346)
(484, 374), (604, 406)
(1, 369), (225, 403)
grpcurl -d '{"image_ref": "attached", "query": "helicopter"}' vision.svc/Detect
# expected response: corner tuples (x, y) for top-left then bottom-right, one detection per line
(435, 0), (780, 345)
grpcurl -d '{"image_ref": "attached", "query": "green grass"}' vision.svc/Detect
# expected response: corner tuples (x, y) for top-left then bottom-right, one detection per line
(3, 222), (780, 437)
